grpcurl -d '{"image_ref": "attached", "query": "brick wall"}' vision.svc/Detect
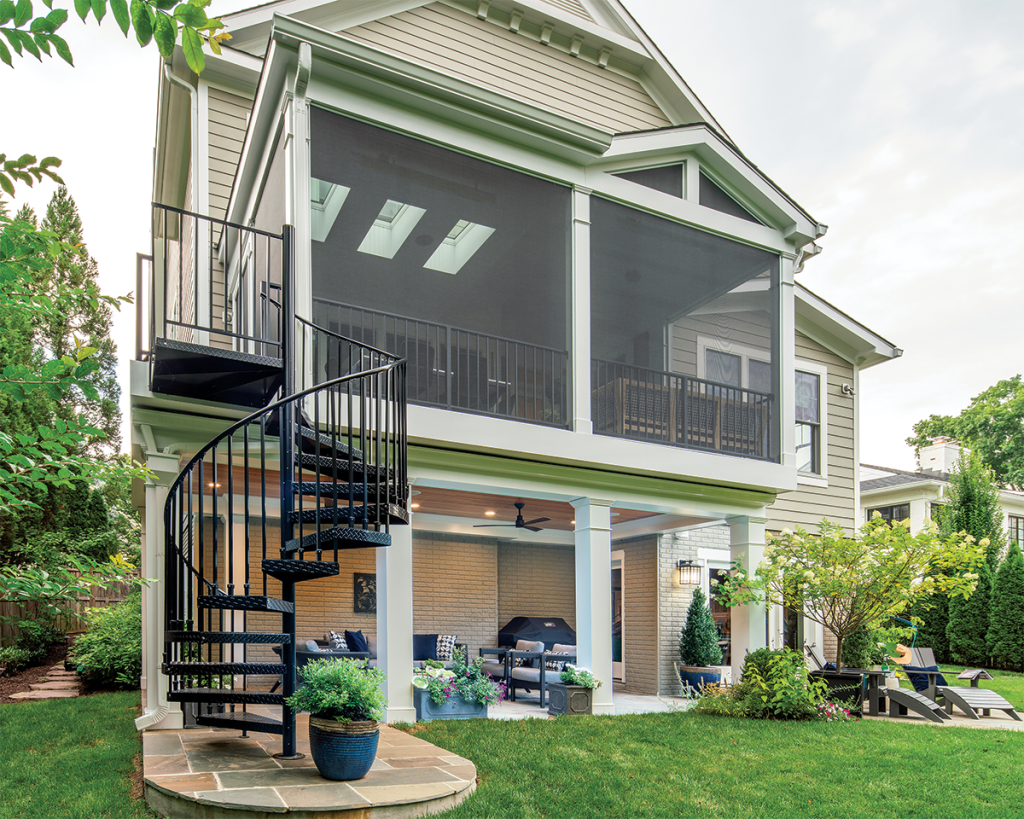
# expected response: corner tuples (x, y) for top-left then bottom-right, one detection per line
(496, 542), (576, 635)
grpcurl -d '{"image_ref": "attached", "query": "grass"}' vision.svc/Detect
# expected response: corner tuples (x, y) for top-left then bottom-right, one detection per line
(0, 691), (155, 819)
(410, 711), (1024, 819)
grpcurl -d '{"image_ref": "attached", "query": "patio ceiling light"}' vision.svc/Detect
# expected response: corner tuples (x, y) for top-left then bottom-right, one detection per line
(677, 559), (700, 586)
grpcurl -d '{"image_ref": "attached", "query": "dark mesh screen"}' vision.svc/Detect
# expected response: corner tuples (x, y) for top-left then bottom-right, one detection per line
(309, 108), (571, 425)
(590, 196), (779, 459)
(699, 172), (761, 224)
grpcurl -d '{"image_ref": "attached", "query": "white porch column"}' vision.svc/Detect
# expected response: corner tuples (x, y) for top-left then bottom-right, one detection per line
(727, 515), (768, 682)
(377, 518), (415, 723)
(570, 186), (592, 434)
(572, 497), (614, 715)
(136, 452), (183, 731)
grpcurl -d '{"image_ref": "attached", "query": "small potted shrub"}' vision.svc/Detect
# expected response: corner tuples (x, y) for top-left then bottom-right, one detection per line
(677, 588), (723, 693)
(547, 665), (602, 716)
(285, 657), (387, 781)
(412, 648), (504, 721)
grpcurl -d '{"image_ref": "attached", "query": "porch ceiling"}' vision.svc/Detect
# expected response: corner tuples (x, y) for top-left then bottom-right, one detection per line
(410, 486), (702, 533)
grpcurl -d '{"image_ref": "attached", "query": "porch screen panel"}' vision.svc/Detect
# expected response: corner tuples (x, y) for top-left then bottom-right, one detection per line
(309, 107), (570, 426)
(590, 196), (780, 460)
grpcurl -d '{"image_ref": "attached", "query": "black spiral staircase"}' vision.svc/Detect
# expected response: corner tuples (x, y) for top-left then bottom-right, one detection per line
(146, 205), (408, 757)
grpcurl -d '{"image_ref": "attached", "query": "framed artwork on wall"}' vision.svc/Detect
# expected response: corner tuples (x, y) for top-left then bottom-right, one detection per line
(354, 573), (376, 614)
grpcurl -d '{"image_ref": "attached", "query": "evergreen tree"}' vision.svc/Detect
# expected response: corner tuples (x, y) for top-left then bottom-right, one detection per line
(39, 186), (121, 455)
(947, 560), (993, 667)
(940, 449), (1006, 570)
(987, 541), (1024, 671)
(906, 590), (950, 662)
(679, 588), (723, 667)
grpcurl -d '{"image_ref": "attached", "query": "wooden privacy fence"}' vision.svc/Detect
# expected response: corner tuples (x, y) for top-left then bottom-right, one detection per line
(0, 571), (134, 644)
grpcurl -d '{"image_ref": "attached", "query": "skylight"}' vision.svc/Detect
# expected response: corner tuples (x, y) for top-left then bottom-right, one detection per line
(357, 200), (426, 259)
(310, 178), (350, 243)
(423, 220), (495, 275)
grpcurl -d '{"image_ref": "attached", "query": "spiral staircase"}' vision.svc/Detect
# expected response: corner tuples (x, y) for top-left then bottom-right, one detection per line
(146, 206), (408, 757)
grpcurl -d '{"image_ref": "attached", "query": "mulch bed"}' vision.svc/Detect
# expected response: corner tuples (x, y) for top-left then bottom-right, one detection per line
(0, 641), (69, 704)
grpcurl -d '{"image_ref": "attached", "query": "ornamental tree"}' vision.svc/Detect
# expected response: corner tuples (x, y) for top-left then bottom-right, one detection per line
(987, 541), (1024, 671)
(947, 559), (992, 667)
(716, 517), (986, 667)
(678, 587), (723, 667)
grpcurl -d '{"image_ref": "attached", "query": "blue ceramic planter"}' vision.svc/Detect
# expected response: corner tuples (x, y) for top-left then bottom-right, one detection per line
(414, 686), (488, 721)
(676, 665), (721, 692)
(308, 717), (379, 781)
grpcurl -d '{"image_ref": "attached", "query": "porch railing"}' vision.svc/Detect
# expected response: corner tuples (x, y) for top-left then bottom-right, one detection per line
(312, 298), (568, 428)
(140, 203), (285, 360)
(591, 359), (773, 460)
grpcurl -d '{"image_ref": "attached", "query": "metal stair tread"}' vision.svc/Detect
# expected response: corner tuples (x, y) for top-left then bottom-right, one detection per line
(168, 688), (286, 705)
(284, 525), (392, 553)
(166, 631), (291, 645)
(195, 712), (284, 734)
(197, 595), (295, 613)
(297, 452), (394, 480)
(288, 503), (409, 525)
(162, 662), (286, 675)
(261, 558), (339, 582)
(297, 426), (363, 462)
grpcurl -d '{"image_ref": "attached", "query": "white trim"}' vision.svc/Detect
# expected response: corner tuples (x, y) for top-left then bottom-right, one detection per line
(696, 335), (770, 388)
(795, 358), (828, 485)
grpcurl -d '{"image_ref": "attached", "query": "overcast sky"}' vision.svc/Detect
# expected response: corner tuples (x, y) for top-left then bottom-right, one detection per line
(3, 0), (1022, 472)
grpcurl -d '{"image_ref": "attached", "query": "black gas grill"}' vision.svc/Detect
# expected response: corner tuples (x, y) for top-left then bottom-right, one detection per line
(498, 616), (576, 648)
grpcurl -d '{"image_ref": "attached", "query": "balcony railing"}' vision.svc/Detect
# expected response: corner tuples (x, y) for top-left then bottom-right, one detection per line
(592, 359), (773, 460)
(140, 203), (285, 360)
(312, 298), (568, 428)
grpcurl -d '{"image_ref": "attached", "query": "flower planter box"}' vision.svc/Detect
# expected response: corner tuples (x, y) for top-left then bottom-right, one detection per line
(547, 683), (594, 716)
(413, 686), (488, 721)
(809, 670), (864, 716)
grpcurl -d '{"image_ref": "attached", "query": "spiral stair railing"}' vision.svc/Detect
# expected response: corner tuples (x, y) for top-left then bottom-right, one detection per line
(161, 324), (408, 758)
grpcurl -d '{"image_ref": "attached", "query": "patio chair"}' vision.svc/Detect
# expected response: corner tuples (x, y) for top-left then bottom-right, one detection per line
(479, 647), (511, 687)
(506, 640), (548, 705)
(895, 646), (1021, 721)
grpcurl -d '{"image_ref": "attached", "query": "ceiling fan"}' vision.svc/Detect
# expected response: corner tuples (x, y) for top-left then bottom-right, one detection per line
(473, 501), (551, 533)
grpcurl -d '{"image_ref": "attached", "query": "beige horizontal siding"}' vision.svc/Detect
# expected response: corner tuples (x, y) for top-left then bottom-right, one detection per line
(768, 331), (857, 534)
(341, 3), (670, 133)
(207, 86), (253, 222)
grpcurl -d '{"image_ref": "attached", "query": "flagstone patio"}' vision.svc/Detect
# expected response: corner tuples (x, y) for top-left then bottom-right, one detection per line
(143, 716), (476, 819)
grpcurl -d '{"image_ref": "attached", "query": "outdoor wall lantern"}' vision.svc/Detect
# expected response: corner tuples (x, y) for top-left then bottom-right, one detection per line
(676, 559), (701, 586)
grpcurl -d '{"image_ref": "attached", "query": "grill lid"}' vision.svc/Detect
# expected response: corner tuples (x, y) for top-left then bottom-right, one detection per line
(498, 616), (576, 648)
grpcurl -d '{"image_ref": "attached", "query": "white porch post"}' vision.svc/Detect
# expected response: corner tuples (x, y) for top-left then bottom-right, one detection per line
(377, 517), (415, 723)
(570, 186), (592, 434)
(571, 497), (614, 715)
(136, 453), (183, 731)
(727, 515), (768, 682)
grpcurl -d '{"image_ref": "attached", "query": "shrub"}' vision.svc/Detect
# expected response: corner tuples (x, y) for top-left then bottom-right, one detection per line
(74, 592), (142, 689)
(734, 647), (822, 720)
(689, 684), (744, 717)
(988, 541), (1024, 670)
(418, 647), (506, 706)
(559, 665), (602, 689)
(0, 646), (33, 675)
(286, 657), (387, 722)
(840, 625), (875, 669)
(15, 622), (65, 665)
(948, 560), (993, 667)
(678, 588), (723, 667)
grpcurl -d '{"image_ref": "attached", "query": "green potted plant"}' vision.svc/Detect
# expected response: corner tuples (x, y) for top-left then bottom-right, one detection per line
(285, 657), (387, 781)
(677, 588), (724, 694)
(412, 649), (505, 721)
(547, 665), (602, 716)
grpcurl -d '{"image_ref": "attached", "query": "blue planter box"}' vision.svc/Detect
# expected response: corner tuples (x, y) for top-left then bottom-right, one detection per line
(413, 686), (488, 721)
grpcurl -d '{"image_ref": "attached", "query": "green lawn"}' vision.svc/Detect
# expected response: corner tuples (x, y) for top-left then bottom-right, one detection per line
(0, 692), (155, 819)
(411, 711), (1024, 819)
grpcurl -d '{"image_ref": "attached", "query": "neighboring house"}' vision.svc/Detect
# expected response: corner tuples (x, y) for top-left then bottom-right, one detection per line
(130, 0), (898, 748)
(861, 439), (1024, 540)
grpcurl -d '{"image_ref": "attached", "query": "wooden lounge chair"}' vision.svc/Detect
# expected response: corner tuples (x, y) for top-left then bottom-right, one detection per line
(894, 646), (1022, 722)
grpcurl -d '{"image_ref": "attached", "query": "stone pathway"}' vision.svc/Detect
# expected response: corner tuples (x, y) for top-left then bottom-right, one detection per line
(8, 663), (80, 700)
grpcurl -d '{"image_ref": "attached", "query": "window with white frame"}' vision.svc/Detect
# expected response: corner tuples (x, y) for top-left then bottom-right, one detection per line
(697, 337), (772, 394)
(795, 361), (828, 478)
(1009, 514), (1024, 547)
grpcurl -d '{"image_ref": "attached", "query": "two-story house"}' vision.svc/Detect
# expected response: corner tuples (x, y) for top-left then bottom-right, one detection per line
(130, 0), (898, 753)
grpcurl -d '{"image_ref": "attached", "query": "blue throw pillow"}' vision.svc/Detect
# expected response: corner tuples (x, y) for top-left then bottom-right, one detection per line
(344, 630), (369, 654)
(413, 633), (438, 661)
(904, 665), (948, 692)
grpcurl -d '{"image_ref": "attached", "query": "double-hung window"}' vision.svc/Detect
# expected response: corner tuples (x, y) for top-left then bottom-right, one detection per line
(1009, 515), (1024, 547)
(795, 369), (821, 475)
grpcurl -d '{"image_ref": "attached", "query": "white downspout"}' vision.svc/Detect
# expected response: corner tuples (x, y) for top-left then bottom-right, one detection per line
(162, 64), (199, 213)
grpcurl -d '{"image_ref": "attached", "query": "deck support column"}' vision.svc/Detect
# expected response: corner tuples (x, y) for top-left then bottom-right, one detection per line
(727, 515), (768, 681)
(572, 497), (615, 715)
(378, 518), (415, 723)
(136, 454), (183, 731)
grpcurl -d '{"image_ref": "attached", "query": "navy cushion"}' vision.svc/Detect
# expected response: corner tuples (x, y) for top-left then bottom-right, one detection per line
(904, 665), (949, 691)
(344, 630), (369, 654)
(413, 633), (438, 661)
